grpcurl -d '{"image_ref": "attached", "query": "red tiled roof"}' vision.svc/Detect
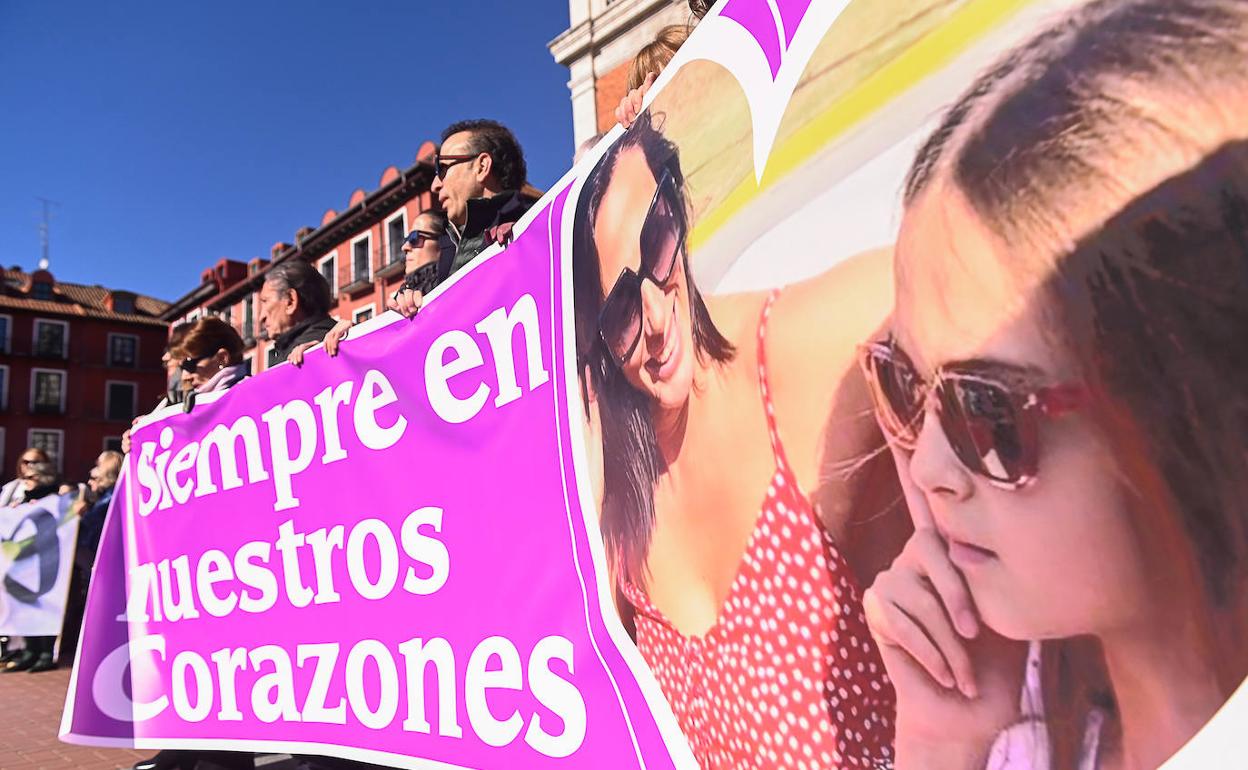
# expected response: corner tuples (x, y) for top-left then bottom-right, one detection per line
(1, 268), (170, 327)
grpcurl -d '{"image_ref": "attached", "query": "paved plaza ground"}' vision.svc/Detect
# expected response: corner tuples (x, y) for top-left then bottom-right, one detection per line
(0, 668), (301, 770)
(0, 666), (148, 769)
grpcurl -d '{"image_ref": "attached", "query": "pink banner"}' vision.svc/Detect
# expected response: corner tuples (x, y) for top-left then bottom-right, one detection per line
(61, 189), (692, 767)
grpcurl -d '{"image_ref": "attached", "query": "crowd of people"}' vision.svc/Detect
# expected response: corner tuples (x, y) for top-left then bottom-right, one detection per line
(0, 112), (538, 769)
(9, 0), (1248, 768)
(0, 448), (122, 673)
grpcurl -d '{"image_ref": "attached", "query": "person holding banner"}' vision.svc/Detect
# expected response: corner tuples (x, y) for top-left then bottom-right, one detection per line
(0, 447), (52, 508)
(261, 259), (339, 366)
(2, 460), (62, 673)
(177, 316), (250, 412)
(573, 111), (905, 768)
(127, 318), (259, 770)
(860, 1), (1248, 768)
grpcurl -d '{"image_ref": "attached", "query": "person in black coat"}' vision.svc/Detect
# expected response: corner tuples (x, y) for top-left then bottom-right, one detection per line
(260, 259), (339, 364)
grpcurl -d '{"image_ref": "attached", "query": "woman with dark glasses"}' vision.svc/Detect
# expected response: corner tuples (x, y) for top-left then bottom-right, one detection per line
(0, 447), (52, 508)
(861, 1), (1248, 768)
(572, 111), (907, 768)
(174, 317), (249, 412)
(130, 320), (254, 770)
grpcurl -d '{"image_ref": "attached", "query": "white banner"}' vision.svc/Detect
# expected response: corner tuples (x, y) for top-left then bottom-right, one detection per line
(0, 494), (79, 637)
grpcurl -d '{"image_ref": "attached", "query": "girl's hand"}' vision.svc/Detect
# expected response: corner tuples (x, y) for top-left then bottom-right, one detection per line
(286, 341), (317, 367)
(615, 72), (657, 129)
(387, 288), (424, 318)
(323, 319), (353, 357)
(864, 449), (1028, 765)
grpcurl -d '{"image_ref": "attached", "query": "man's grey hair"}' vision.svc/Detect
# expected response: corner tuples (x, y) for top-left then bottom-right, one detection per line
(265, 259), (332, 319)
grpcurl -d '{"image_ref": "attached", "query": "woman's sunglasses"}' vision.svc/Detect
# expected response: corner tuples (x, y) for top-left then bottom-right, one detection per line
(597, 168), (684, 368)
(179, 355), (211, 374)
(858, 341), (1085, 489)
(404, 229), (440, 248)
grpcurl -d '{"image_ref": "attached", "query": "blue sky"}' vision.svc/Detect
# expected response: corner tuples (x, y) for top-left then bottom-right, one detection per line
(0, 1), (574, 302)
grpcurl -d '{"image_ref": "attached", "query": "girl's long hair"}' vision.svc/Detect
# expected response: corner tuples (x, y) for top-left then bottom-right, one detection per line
(572, 111), (735, 584)
(903, 1), (1248, 765)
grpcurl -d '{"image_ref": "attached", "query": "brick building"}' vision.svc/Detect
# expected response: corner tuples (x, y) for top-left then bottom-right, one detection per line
(0, 266), (170, 480)
(161, 142), (441, 372)
(549, 0), (694, 147)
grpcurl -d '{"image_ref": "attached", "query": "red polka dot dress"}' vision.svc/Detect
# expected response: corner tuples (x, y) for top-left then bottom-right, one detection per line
(620, 291), (896, 769)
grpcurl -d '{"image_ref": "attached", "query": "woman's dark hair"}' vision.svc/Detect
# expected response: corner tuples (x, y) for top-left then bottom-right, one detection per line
(572, 110), (735, 584)
(902, 0), (1248, 764)
(179, 317), (245, 366)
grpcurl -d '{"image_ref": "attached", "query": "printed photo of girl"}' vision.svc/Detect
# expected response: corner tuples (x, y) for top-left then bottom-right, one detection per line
(571, 111), (908, 768)
(861, 0), (1248, 767)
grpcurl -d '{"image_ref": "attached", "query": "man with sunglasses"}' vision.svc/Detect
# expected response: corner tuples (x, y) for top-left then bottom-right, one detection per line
(427, 120), (538, 288)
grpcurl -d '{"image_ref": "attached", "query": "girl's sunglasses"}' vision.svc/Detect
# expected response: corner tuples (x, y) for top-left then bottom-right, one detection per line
(597, 168), (684, 368)
(858, 341), (1085, 490)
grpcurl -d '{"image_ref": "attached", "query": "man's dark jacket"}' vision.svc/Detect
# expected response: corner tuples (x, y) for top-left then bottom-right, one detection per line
(437, 189), (539, 283)
(76, 488), (114, 569)
(271, 314), (338, 362)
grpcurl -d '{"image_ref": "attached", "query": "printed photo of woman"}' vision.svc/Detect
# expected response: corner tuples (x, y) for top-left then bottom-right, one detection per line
(571, 111), (909, 768)
(861, 0), (1248, 767)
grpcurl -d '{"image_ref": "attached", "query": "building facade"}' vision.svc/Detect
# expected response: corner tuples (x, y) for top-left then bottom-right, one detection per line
(549, 0), (693, 147)
(0, 266), (170, 480)
(161, 142), (440, 373)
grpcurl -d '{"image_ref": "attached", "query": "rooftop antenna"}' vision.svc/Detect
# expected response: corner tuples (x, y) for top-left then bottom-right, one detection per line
(36, 197), (60, 271)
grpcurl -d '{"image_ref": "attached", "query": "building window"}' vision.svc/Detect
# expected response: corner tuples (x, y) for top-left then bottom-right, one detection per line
(32, 280), (53, 300)
(0, 364), (8, 410)
(103, 436), (124, 452)
(30, 369), (66, 415)
(108, 333), (139, 367)
(33, 319), (69, 358)
(27, 429), (63, 471)
(318, 252), (338, 296)
(106, 381), (138, 422)
(386, 211), (407, 265)
(242, 295), (255, 341)
(353, 305), (374, 324)
(352, 234), (372, 283)
(0, 314), (11, 354)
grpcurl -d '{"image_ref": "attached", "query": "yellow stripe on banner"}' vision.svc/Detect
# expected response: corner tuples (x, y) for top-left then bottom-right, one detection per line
(689, 0), (1037, 251)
